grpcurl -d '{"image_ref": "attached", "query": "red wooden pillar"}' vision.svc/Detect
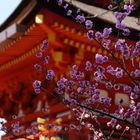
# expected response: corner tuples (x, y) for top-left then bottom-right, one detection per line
(68, 130), (81, 140)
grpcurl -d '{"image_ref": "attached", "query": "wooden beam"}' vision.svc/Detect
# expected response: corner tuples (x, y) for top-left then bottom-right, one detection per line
(64, 0), (140, 31)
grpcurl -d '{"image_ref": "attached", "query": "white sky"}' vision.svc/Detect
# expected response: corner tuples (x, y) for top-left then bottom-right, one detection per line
(0, 118), (7, 138)
(0, 0), (22, 25)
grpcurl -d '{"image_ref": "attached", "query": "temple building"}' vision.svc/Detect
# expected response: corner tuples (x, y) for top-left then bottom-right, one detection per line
(0, 0), (140, 139)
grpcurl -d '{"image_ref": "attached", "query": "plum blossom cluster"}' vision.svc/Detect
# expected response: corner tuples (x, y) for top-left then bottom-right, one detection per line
(114, 4), (135, 36)
(33, 40), (55, 94)
(33, 80), (42, 94)
(113, 39), (140, 64)
(87, 27), (112, 42)
(10, 115), (40, 137)
(33, 0), (140, 139)
(46, 70), (55, 80)
(11, 121), (20, 134)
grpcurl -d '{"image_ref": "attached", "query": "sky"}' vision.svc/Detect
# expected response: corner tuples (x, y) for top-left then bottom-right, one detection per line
(0, 0), (22, 26)
(0, 118), (7, 138)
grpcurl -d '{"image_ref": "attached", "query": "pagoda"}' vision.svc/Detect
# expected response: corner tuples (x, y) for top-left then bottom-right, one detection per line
(0, 0), (139, 139)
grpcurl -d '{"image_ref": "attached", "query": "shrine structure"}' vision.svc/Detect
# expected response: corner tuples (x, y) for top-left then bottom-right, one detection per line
(0, 0), (139, 139)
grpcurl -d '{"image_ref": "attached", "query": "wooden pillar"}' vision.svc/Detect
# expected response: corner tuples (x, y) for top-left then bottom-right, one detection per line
(68, 130), (81, 140)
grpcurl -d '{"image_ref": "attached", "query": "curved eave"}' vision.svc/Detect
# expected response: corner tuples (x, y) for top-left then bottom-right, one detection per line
(0, 0), (37, 32)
